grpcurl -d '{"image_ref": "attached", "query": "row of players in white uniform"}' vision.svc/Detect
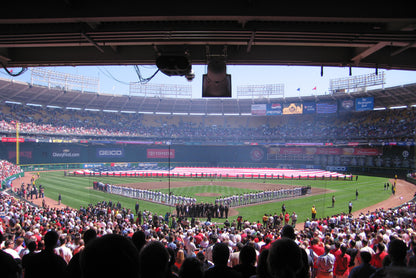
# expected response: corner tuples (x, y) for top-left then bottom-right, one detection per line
(102, 183), (195, 206)
(215, 187), (307, 207)
(101, 182), (310, 207)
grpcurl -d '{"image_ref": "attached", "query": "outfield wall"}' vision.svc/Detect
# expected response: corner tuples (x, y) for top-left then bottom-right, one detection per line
(0, 142), (414, 177)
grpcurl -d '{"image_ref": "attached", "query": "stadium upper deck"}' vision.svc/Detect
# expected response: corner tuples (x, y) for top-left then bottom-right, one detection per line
(1, 78), (416, 114)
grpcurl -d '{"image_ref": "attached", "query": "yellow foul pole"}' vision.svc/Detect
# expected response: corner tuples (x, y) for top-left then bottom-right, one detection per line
(16, 122), (20, 165)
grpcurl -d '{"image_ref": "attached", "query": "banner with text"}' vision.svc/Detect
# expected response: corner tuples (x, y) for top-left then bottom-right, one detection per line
(355, 97), (374, 111)
(317, 101), (338, 114)
(303, 102), (316, 114)
(251, 104), (267, 116)
(267, 147), (382, 157)
(147, 149), (175, 159)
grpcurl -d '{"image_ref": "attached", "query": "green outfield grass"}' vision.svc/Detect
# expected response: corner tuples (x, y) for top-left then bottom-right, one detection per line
(36, 171), (392, 225)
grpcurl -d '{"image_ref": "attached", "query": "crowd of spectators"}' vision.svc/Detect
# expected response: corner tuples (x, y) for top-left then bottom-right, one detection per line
(0, 160), (23, 186)
(0, 103), (415, 143)
(1, 185), (416, 277)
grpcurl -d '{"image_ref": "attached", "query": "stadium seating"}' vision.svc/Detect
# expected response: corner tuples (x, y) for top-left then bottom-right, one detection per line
(1, 185), (415, 277)
(1, 103), (415, 144)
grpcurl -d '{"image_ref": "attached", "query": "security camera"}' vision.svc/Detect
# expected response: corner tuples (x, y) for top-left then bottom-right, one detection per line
(185, 69), (195, 81)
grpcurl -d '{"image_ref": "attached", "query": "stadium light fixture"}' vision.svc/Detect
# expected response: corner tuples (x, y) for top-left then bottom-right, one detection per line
(5, 101), (21, 105)
(389, 105), (407, 109)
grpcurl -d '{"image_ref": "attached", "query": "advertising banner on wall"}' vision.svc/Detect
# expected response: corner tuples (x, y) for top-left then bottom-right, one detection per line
(339, 99), (355, 112)
(303, 102), (316, 114)
(147, 149), (175, 159)
(251, 104), (267, 116)
(51, 147), (81, 159)
(83, 163), (104, 169)
(283, 103), (303, 115)
(355, 97), (374, 111)
(250, 147), (265, 162)
(266, 103), (282, 115)
(96, 148), (125, 158)
(2, 137), (24, 143)
(350, 148), (381, 156)
(267, 147), (382, 158)
(305, 148), (342, 155)
(316, 101), (338, 114)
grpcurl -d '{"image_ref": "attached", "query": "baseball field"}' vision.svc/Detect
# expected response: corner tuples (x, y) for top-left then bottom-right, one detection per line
(25, 170), (406, 226)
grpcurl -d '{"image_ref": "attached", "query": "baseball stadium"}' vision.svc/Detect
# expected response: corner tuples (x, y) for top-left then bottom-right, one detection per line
(1, 4), (416, 278)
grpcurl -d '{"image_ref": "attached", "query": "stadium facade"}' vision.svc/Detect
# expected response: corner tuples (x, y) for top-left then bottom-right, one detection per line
(0, 78), (415, 178)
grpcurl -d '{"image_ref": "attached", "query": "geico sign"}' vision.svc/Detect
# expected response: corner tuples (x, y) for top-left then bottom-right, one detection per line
(98, 149), (123, 156)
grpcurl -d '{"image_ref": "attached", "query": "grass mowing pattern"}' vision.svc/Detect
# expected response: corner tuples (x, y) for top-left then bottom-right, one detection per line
(37, 172), (391, 224)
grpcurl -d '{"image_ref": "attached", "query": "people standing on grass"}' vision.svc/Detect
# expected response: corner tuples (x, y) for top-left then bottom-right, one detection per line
(348, 201), (353, 214)
(291, 211), (297, 227)
(284, 211), (290, 225)
(311, 205), (317, 220)
(135, 201), (140, 215)
(331, 195), (335, 208)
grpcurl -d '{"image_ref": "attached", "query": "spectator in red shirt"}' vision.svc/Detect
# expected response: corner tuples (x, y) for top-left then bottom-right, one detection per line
(260, 237), (272, 253)
(330, 241), (342, 258)
(284, 212), (290, 225)
(334, 244), (350, 278)
(370, 242), (388, 268)
(309, 237), (325, 277)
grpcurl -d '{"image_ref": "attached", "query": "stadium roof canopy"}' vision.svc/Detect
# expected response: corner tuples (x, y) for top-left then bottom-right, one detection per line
(1, 78), (415, 114)
(0, 2), (416, 71)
